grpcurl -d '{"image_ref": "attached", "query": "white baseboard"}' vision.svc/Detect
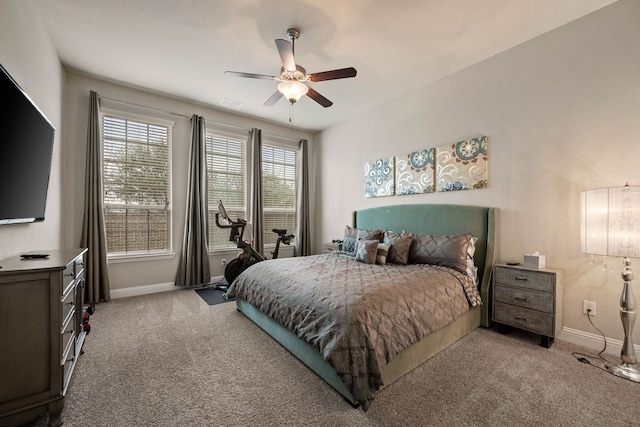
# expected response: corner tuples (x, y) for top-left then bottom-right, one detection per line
(109, 276), (225, 299)
(559, 327), (640, 357)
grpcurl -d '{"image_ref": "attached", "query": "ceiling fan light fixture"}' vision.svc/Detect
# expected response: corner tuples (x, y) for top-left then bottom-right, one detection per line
(278, 80), (308, 103)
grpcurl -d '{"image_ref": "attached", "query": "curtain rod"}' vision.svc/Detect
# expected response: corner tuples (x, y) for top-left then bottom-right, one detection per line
(99, 96), (303, 142)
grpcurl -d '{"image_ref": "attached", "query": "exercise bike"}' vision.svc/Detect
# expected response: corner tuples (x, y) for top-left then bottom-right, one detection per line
(214, 200), (294, 290)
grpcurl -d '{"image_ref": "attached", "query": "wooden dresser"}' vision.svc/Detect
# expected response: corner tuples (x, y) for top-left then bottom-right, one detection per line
(492, 263), (563, 348)
(0, 249), (88, 426)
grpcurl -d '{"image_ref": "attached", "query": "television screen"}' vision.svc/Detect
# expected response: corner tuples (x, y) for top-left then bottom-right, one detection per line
(0, 64), (55, 225)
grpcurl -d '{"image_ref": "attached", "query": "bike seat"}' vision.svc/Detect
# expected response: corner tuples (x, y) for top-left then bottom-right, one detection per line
(272, 228), (288, 235)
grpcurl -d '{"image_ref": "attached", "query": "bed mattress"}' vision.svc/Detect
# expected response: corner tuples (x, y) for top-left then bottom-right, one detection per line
(226, 252), (481, 409)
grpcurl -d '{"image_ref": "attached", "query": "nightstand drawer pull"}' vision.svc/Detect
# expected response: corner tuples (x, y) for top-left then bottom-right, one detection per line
(514, 295), (528, 301)
(515, 316), (528, 321)
(515, 275), (528, 281)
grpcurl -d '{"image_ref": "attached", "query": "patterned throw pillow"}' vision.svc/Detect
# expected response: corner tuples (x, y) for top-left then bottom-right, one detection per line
(376, 242), (390, 265)
(383, 231), (413, 265)
(342, 226), (384, 255)
(342, 225), (359, 255)
(355, 239), (379, 264)
(406, 232), (473, 274)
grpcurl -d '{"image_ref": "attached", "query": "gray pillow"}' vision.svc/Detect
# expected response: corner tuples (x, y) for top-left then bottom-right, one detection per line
(356, 227), (384, 243)
(343, 226), (384, 256)
(406, 232), (473, 274)
(355, 239), (379, 264)
(383, 231), (413, 265)
(342, 225), (359, 255)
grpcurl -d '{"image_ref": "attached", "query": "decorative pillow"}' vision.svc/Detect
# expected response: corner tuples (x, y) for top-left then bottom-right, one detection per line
(407, 232), (474, 274)
(342, 225), (359, 255)
(356, 228), (384, 243)
(383, 231), (413, 265)
(355, 239), (379, 264)
(342, 226), (384, 255)
(376, 242), (390, 265)
(467, 236), (479, 282)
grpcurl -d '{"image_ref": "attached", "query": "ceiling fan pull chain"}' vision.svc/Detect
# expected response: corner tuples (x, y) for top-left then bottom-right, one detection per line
(289, 102), (293, 128)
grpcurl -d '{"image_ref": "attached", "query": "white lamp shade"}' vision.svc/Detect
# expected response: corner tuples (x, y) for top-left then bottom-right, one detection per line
(581, 185), (640, 257)
(277, 80), (308, 103)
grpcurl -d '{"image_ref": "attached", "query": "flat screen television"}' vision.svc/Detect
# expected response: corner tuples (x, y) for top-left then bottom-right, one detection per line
(0, 63), (55, 225)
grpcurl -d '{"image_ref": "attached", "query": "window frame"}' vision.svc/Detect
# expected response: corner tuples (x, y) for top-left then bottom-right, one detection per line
(261, 140), (299, 248)
(205, 127), (300, 253)
(100, 105), (174, 260)
(205, 127), (248, 252)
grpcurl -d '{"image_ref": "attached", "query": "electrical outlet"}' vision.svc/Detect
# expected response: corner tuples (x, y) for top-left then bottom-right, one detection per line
(583, 300), (596, 316)
(221, 258), (227, 266)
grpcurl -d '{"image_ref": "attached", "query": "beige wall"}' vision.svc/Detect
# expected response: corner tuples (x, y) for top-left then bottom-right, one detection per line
(316, 0), (640, 350)
(0, 1), (64, 260)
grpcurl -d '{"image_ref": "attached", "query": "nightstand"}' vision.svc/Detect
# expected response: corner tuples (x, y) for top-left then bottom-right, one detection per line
(492, 263), (563, 348)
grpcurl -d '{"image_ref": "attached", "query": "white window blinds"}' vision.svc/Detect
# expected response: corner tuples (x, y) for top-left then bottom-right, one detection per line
(206, 133), (246, 249)
(262, 145), (297, 245)
(101, 113), (172, 255)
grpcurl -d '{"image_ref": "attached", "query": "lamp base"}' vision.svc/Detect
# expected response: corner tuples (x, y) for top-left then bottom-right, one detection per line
(607, 362), (640, 383)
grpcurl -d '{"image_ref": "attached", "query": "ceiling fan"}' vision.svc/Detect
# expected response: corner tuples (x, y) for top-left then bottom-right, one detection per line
(225, 28), (357, 108)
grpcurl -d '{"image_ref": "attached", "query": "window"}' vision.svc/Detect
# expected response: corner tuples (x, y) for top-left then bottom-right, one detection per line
(101, 111), (172, 256)
(206, 128), (298, 251)
(206, 132), (246, 250)
(262, 144), (297, 245)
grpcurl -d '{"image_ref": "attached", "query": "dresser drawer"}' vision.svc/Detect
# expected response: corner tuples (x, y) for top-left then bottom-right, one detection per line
(61, 340), (77, 394)
(62, 262), (76, 295)
(61, 284), (76, 327)
(493, 302), (554, 336)
(494, 283), (554, 314)
(494, 266), (555, 293)
(74, 255), (84, 280)
(61, 313), (76, 365)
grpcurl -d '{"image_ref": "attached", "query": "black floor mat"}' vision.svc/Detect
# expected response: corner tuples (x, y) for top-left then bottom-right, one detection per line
(194, 283), (233, 306)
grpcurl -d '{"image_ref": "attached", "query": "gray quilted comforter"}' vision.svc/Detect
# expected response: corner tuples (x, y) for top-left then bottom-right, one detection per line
(226, 253), (480, 409)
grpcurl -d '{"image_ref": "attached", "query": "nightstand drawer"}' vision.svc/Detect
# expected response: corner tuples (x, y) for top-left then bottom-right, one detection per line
(494, 266), (554, 293)
(493, 302), (554, 336)
(494, 284), (554, 314)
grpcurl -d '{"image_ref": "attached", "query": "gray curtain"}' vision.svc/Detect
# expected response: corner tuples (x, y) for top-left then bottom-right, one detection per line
(248, 128), (264, 257)
(295, 139), (311, 256)
(80, 90), (111, 303)
(175, 115), (211, 287)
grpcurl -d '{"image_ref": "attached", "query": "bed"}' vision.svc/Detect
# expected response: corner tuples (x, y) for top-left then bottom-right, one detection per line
(226, 203), (498, 410)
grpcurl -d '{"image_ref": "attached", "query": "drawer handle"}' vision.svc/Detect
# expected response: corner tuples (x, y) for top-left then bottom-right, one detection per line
(515, 316), (528, 322)
(65, 272), (75, 277)
(514, 295), (528, 301)
(67, 356), (75, 363)
(515, 275), (528, 281)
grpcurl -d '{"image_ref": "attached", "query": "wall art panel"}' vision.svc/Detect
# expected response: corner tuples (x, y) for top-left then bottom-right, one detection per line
(435, 136), (488, 192)
(395, 148), (435, 195)
(364, 157), (395, 197)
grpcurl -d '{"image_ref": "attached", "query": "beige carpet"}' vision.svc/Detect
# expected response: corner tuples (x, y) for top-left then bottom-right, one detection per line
(27, 289), (640, 426)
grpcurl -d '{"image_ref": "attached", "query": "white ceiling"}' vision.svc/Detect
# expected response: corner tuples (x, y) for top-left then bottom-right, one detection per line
(35, 0), (617, 132)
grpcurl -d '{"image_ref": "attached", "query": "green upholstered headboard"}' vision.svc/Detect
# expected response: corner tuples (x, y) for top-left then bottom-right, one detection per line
(353, 204), (498, 327)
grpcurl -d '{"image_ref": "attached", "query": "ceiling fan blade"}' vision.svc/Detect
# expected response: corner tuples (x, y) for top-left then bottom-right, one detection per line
(225, 71), (277, 80)
(275, 39), (296, 71)
(306, 87), (333, 108)
(264, 90), (284, 107)
(308, 67), (357, 82)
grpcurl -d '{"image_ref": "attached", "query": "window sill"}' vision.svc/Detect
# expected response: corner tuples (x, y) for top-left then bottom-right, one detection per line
(108, 252), (175, 264)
